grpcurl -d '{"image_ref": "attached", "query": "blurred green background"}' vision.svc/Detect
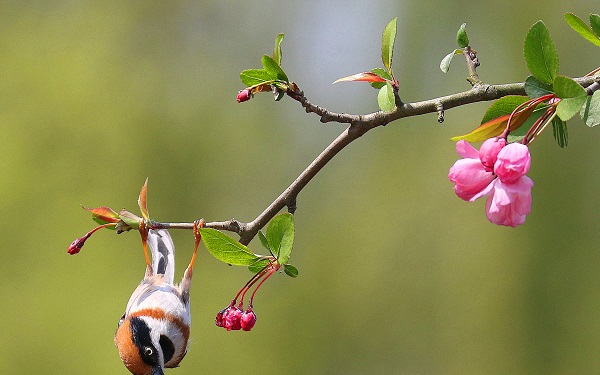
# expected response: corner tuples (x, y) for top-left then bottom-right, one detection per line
(1, 1), (599, 374)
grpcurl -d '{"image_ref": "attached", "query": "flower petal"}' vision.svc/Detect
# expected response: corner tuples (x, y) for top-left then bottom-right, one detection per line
(455, 140), (480, 159)
(449, 159), (495, 201)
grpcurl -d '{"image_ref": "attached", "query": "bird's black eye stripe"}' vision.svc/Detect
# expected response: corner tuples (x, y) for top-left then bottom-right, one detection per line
(159, 335), (175, 364)
(129, 317), (159, 366)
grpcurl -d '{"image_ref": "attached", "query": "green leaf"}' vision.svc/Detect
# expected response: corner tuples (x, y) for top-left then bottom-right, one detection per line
(118, 210), (142, 228)
(564, 13), (600, 47)
(370, 67), (393, 81)
(273, 33), (284, 65)
(554, 75), (587, 121)
(456, 23), (469, 48)
(480, 96), (529, 124)
(580, 91), (600, 127)
(377, 82), (396, 112)
(248, 258), (270, 274)
(258, 230), (270, 251)
(200, 228), (260, 266)
(284, 264), (299, 278)
(381, 17), (397, 75)
(262, 55), (288, 82)
(266, 212), (294, 264)
(524, 75), (554, 98)
(240, 69), (273, 87)
(439, 49), (462, 73)
(553, 75), (586, 98)
(557, 96), (587, 121)
(524, 21), (559, 84)
(552, 116), (568, 147)
(590, 14), (600, 37)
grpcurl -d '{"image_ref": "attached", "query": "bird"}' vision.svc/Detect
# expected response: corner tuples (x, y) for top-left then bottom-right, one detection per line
(114, 223), (201, 375)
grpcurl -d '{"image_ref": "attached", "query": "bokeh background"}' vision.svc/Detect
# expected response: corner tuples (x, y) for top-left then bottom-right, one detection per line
(1, 1), (599, 374)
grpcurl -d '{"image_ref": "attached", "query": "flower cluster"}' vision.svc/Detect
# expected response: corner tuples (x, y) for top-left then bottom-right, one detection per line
(215, 260), (280, 331)
(448, 138), (534, 227)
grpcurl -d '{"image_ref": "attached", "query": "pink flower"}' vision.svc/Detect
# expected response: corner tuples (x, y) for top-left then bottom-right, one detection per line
(448, 139), (534, 227)
(448, 141), (495, 201)
(486, 177), (534, 227)
(494, 143), (531, 183)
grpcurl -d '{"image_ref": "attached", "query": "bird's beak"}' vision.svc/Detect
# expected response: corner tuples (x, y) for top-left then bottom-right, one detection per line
(151, 365), (164, 375)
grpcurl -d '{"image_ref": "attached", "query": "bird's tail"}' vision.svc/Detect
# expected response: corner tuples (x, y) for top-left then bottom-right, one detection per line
(146, 229), (175, 284)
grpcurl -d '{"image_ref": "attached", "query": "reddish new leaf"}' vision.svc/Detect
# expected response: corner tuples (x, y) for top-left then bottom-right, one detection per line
(333, 72), (387, 84)
(138, 178), (149, 221)
(83, 206), (120, 223)
(451, 104), (538, 142)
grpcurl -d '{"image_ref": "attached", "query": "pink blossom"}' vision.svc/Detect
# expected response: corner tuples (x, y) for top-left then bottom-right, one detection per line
(494, 143), (531, 183)
(479, 137), (506, 171)
(448, 139), (534, 227)
(448, 141), (495, 201)
(485, 177), (533, 227)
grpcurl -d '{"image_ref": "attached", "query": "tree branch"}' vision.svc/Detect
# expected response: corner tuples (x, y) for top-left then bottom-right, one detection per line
(152, 74), (599, 244)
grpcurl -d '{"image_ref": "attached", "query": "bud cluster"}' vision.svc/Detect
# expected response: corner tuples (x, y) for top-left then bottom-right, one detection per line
(215, 260), (280, 332)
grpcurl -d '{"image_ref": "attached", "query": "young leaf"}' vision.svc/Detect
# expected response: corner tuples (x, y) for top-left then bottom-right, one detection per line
(273, 33), (284, 65)
(554, 75), (587, 121)
(590, 14), (600, 37)
(262, 55), (288, 82)
(370, 67), (393, 81)
(564, 13), (600, 47)
(552, 116), (568, 147)
(480, 95), (529, 124)
(200, 228), (260, 266)
(138, 178), (149, 221)
(506, 106), (547, 143)
(118, 210), (142, 229)
(381, 17), (397, 75)
(524, 75), (554, 98)
(240, 69), (273, 87)
(452, 97), (537, 142)
(284, 264), (299, 278)
(248, 258), (271, 274)
(580, 91), (600, 127)
(84, 206), (120, 223)
(524, 21), (559, 84)
(456, 23), (469, 48)
(333, 72), (387, 84)
(266, 212), (294, 264)
(377, 82), (396, 112)
(440, 49), (462, 73)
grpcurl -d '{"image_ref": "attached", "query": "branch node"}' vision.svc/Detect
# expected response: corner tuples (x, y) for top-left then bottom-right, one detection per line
(435, 101), (444, 123)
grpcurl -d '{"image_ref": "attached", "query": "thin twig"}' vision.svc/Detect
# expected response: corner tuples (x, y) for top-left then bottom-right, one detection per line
(152, 74), (599, 244)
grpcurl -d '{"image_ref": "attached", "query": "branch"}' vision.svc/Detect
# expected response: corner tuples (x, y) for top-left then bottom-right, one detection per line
(152, 75), (599, 244)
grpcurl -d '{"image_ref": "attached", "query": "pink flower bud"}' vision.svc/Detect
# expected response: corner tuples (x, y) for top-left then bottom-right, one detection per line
(478, 137), (506, 172)
(494, 143), (531, 184)
(240, 309), (257, 331)
(215, 307), (228, 327)
(223, 306), (243, 331)
(67, 236), (87, 255)
(237, 88), (252, 103)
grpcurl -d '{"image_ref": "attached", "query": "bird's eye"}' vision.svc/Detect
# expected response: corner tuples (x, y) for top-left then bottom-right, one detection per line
(144, 347), (154, 357)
